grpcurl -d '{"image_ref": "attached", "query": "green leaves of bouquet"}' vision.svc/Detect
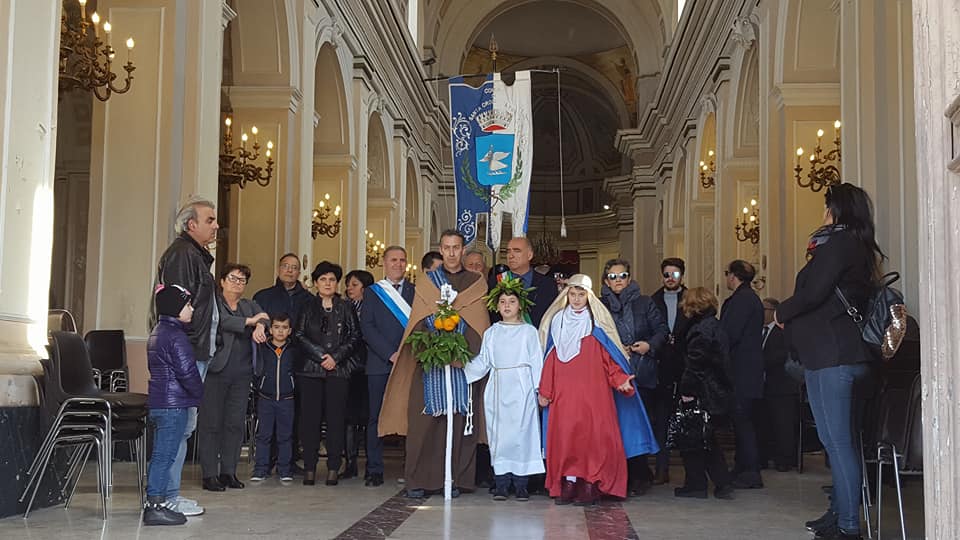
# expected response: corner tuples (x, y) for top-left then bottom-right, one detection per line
(405, 330), (473, 371)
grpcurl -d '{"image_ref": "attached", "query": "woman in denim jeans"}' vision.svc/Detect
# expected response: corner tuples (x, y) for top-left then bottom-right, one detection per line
(775, 183), (884, 540)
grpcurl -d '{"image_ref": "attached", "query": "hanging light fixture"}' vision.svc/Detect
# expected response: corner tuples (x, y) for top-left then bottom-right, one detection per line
(735, 199), (760, 244)
(794, 121), (842, 192)
(531, 216), (560, 266)
(59, 0), (136, 101)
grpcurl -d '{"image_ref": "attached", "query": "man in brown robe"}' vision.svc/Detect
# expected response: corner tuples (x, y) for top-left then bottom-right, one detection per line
(379, 229), (489, 497)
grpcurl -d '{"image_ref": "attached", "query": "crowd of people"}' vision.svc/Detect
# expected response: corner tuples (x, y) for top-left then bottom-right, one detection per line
(142, 183), (883, 540)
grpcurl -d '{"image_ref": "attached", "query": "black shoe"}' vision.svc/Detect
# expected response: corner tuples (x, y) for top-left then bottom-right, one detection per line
(326, 470), (339, 486)
(629, 480), (652, 497)
(516, 488), (529, 501)
(303, 470), (316, 486)
(492, 487), (508, 501)
(405, 488), (426, 498)
(218, 474), (244, 489)
(714, 485), (735, 500)
(821, 484), (834, 494)
(143, 497), (187, 526)
(202, 476), (225, 492)
(342, 459), (358, 480)
(730, 472), (764, 489)
(674, 486), (708, 499)
(365, 473), (384, 487)
(806, 510), (838, 532)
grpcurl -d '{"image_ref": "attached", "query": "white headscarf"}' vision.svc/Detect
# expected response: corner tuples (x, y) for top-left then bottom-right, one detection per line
(550, 304), (593, 363)
(538, 274), (629, 362)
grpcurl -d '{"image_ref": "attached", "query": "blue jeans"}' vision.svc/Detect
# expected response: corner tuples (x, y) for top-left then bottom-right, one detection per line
(254, 397), (295, 476)
(366, 374), (390, 475)
(166, 359), (206, 500)
(805, 363), (871, 533)
(147, 408), (189, 499)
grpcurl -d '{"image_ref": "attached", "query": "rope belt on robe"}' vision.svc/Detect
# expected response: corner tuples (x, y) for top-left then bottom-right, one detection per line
(421, 269), (473, 435)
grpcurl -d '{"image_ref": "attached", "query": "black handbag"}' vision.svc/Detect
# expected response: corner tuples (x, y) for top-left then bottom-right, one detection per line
(834, 271), (908, 360)
(666, 399), (713, 452)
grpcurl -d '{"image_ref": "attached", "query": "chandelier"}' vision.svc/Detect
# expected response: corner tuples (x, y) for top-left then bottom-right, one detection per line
(59, 0), (136, 101)
(531, 218), (560, 266)
(365, 231), (384, 268)
(311, 193), (342, 239)
(219, 108), (275, 189)
(405, 263), (419, 284)
(699, 150), (716, 189)
(795, 121), (841, 192)
(735, 199), (760, 244)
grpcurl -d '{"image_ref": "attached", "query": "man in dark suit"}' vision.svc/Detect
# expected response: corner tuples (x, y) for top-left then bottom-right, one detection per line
(759, 297), (801, 472)
(360, 245), (415, 487)
(650, 257), (689, 485)
(488, 236), (559, 328)
(719, 259), (765, 488)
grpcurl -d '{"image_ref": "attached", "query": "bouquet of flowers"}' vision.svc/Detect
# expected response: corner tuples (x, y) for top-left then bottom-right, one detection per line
(405, 284), (473, 370)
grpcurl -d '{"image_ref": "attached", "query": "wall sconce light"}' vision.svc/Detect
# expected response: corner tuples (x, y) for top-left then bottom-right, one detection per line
(365, 230), (384, 268)
(219, 110), (275, 189)
(405, 263), (419, 284)
(794, 121), (841, 192)
(699, 150), (716, 189)
(311, 193), (342, 239)
(735, 199), (760, 244)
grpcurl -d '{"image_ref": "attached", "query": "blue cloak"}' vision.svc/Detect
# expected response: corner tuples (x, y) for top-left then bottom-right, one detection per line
(541, 326), (660, 458)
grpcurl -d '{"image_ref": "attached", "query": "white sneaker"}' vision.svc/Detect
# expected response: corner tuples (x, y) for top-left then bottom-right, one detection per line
(280, 476), (293, 483)
(250, 475), (265, 482)
(166, 496), (204, 517)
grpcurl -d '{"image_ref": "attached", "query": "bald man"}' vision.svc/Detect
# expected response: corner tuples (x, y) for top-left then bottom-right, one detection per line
(488, 237), (558, 328)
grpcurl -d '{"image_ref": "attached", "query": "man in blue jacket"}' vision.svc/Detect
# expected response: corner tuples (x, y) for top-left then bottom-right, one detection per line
(360, 245), (415, 486)
(252, 253), (312, 323)
(720, 259), (766, 489)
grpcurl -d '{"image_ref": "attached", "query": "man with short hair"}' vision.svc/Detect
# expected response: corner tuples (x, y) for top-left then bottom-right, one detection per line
(489, 237), (559, 328)
(252, 253), (312, 323)
(720, 259), (765, 489)
(464, 250), (488, 277)
(149, 196), (220, 517)
(381, 229), (490, 497)
(360, 245), (415, 487)
(421, 251), (443, 272)
(759, 297), (801, 472)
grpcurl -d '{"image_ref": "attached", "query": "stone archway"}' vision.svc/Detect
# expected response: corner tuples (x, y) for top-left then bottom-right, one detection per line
(364, 111), (393, 278)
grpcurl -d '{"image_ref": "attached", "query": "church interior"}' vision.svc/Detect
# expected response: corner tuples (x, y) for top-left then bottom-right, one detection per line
(0, 0), (957, 538)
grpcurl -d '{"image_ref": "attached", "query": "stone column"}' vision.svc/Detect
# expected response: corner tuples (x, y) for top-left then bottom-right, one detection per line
(912, 1), (960, 538)
(632, 181), (660, 293)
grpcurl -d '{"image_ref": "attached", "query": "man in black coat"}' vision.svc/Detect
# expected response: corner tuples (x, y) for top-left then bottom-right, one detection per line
(719, 259), (765, 488)
(758, 298), (801, 472)
(650, 257), (690, 484)
(488, 237), (559, 328)
(252, 253), (313, 324)
(360, 246), (415, 487)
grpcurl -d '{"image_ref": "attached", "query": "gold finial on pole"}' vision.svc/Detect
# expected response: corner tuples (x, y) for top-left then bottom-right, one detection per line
(488, 33), (498, 72)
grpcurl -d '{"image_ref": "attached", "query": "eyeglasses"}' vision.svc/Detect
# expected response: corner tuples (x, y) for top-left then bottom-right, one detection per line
(662, 271), (682, 279)
(606, 272), (630, 281)
(225, 274), (248, 285)
(723, 270), (731, 276)
(280, 264), (300, 271)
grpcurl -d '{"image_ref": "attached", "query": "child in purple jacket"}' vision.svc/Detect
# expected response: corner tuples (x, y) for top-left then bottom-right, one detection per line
(144, 284), (204, 526)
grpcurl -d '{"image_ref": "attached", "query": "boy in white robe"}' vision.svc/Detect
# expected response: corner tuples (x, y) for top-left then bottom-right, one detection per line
(464, 277), (545, 501)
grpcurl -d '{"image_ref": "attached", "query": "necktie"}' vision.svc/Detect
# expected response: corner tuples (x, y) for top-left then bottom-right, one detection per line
(761, 326), (770, 345)
(393, 283), (402, 293)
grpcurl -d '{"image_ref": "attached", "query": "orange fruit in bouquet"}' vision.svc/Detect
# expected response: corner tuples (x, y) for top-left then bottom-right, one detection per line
(442, 318), (457, 331)
(449, 313), (461, 326)
(433, 318), (444, 330)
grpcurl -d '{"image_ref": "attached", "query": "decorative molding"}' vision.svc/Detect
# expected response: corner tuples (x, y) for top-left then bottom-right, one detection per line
(699, 93), (718, 116)
(829, 0), (841, 16)
(221, 1), (238, 30)
(317, 16), (344, 49)
(731, 16), (756, 50)
(224, 86), (302, 111)
(946, 93), (960, 173)
(770, 83), (841, 108)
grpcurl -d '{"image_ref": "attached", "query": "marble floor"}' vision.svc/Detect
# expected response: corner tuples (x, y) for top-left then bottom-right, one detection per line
(1, 452), (925, 539)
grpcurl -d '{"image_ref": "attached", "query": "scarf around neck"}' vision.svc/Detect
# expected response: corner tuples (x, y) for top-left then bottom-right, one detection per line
(550, 305), (593, 363)
(807, 224), (846, 259)
(602, 282), (641, 347)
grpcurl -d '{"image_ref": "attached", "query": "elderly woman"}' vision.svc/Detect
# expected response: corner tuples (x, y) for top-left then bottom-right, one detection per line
(674, 286), (735, 500)
(600, 258), (669, 495)
(342, 269), (373, 480)
(198, 263), (269, 492)
(296, 261), (363, 486)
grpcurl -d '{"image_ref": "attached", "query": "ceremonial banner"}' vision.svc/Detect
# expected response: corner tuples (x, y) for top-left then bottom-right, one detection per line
(449, 72), (534, 251)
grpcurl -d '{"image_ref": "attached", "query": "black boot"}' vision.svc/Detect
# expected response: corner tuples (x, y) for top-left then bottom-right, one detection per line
(143, 496), (186, 526)
(342, 426), (359, 479)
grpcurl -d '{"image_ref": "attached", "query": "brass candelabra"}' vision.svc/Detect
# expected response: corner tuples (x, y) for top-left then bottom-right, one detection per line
(219, 111), (275, 189)
(311, 193), (342, 239)
(59, 0), (136, 101)
(699, 150), (716, 189)
(735, 199), (760, 244)
(795, 121), (842, 192)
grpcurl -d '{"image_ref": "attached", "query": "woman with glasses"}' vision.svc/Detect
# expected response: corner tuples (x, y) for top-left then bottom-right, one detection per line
(199, 263), (270, 492)
(599, 259), (669, 496)
(295, 261), (362, 486)
(775, 183), (883, 540)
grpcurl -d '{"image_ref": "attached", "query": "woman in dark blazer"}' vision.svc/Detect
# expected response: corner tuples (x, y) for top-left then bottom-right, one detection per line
(775, 183), (883, 540)
(198, 263), (269, 492)
(296, 261), (362, 486)
(674, 287), (734, 500)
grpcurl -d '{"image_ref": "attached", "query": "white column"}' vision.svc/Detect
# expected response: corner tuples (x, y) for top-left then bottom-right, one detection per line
(632, 183), (660, 292)
(913, 1), (960, 538)
(0, 0), (61, 405)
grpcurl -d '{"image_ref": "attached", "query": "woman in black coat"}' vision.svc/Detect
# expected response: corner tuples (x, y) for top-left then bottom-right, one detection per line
(774, 184), (883, 540)
(296, 261), (363, 486)
(675, 287), (734, 500)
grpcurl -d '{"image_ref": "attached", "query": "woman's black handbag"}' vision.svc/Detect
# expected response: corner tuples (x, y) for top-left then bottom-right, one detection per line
(666, 399), (713, 452)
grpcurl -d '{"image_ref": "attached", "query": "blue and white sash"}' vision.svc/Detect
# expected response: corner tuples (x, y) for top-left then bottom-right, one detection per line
(371, 280), (410, 328)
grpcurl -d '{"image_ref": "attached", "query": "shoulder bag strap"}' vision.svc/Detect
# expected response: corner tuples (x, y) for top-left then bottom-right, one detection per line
(834, 286), (864, 326)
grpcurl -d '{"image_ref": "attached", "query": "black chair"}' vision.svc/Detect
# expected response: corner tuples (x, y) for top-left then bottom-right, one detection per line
(85, 330), (128, 392)
(48, 309), (78, 334)
(22, 332), (148, 519)
(876, 374), (922, 540)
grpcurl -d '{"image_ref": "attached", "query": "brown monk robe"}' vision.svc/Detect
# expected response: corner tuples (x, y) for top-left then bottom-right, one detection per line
(379, 267), (490, 493)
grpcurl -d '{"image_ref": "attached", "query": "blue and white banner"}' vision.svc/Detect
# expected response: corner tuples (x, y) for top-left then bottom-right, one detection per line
(449, 72), (534, 252)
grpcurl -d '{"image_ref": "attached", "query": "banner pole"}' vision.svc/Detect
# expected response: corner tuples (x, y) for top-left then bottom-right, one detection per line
(443, 364), (454, 500)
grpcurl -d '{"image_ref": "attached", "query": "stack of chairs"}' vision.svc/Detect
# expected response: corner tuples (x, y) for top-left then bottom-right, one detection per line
(85, 330), (129, 392)
(873, 373), (922, 540)
(21, 331), (148, 519)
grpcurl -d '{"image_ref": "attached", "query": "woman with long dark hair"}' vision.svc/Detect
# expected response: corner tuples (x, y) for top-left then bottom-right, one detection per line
(775, 183), (883, 540)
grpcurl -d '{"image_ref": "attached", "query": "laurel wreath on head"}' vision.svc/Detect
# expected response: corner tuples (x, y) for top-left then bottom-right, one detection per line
(483, 276), (536, 313)
(457, 146), (524, 206)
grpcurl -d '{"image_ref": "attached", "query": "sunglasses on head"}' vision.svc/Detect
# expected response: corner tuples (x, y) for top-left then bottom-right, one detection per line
(663, 271), (682, 279)
(606, 272), (630, 281)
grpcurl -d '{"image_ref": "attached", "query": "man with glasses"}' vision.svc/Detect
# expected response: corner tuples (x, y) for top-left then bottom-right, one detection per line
(720, 260), (766, 489)
(600, 258), (668, 496)
(650, 257), (689, 485)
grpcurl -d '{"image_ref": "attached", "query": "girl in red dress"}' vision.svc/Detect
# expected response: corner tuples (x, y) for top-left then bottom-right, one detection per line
(538, 274), (657, 505)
